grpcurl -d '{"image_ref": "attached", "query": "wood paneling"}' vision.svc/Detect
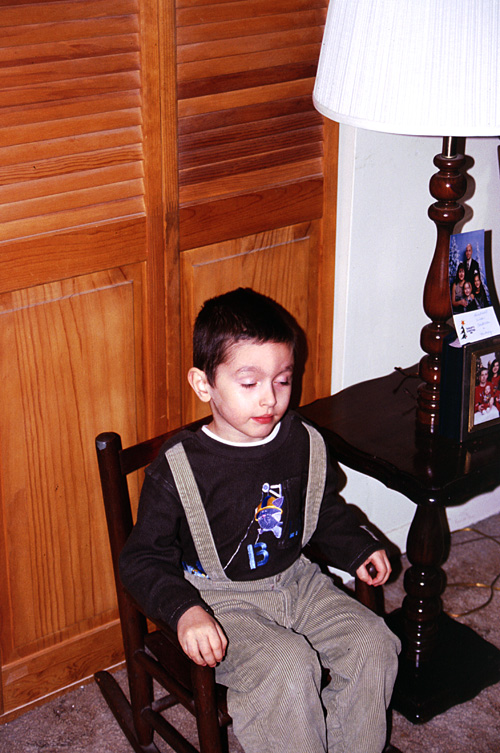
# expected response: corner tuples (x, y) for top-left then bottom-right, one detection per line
(180, 220), (322, 421)
(0, 0), (337, 723)
(0, 268), (142, 656)
(0, 0), (143, 244)
(1, 622), (124, 721)
(176, 0), (326, 249)
(0, 267), (145, 716)
(0, 217), (146, 294)
(0, 0), (165, 721)
(179, 178), (323, 250)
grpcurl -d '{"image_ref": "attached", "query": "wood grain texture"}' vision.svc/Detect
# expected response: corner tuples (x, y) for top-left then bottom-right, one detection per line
(176, 0), (326, 232)
(0, 621), (124, 723)
(0, 0), (336, 723)
(0, 1), (143, 244)
(180, 221), (322, 421)
(0, 217), (146, 295)
(179, 178), (323, 250)
(177, 9), (326, 45)
(0, 269), (141, 663)
(179, 158), (322, 203)
(0, 0), (167, 721)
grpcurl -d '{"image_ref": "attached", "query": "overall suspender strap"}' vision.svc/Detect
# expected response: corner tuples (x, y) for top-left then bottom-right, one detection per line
(165, 442), (229, 581)
(301, 422), (328, 548)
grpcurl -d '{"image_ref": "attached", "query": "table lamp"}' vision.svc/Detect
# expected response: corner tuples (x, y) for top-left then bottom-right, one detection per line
(313, 0), (500, 433)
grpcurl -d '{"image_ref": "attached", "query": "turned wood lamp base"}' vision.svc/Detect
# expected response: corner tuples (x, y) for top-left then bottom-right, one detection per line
(417, 136), (467, 433)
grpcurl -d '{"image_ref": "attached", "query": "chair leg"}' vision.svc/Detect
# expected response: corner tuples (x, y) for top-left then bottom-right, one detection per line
(191, 664), (228, 753)
(95, 671), (161, 753)
(128, 658), (159, 746)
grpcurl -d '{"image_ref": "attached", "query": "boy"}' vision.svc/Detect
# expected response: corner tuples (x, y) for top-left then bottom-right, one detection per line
(120, 288), (400, 753)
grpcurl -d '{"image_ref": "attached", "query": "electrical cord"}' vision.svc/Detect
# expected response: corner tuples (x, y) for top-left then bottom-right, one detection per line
(445, 526), (500, 618)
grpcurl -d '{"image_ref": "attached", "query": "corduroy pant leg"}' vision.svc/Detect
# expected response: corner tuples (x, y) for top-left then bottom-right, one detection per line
(214, 601), (329, 753)
(291, 559), (401, 753)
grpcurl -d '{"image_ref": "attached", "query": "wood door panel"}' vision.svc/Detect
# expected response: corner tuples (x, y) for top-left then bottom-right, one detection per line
(0, 0), (167, 723)
(0, 266), (143, 666)
(0, 621), (123, 722)
(179, 178), (323, 250)
(0, 217), (147, 295)
(180, 220), (321, 422)
(0, 0), (337, 724)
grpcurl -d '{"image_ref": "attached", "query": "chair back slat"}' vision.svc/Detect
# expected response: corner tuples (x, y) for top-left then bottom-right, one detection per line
(118, 418), (208, 476)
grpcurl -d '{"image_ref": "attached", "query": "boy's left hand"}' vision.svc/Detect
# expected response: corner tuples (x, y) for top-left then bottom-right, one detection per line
(356, 549), (391, 586)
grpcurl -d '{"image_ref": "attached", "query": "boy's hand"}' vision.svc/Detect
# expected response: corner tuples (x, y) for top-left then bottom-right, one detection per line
(177, 606), (228, 667)
(356, 549), (391, 587)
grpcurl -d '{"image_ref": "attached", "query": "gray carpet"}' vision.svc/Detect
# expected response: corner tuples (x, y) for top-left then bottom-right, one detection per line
(1, 513), (499, 753)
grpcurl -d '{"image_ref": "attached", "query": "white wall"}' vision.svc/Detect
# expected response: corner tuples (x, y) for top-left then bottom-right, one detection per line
(333, 127), (500, 554)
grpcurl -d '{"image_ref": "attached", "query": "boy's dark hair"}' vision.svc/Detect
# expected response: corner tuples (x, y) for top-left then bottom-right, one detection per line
(193, 288), (297, 385)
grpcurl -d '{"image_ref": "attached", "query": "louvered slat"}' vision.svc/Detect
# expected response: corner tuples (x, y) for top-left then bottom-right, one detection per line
(176, 0), (326, 234)
(177, 9), (326, 45)
(0, 145), (143, 186)
(179, 158), (323, 203)
(0, 0), (143, 244)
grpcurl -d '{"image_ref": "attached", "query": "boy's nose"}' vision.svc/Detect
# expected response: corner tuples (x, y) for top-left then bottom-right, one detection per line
(260, 384), (277, 407)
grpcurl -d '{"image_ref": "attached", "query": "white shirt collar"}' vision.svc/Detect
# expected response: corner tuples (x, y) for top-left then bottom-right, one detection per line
(202, 422), (281, 447)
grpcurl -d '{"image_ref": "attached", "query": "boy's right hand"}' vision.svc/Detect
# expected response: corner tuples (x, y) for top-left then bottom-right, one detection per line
(177, 605), (228, 667)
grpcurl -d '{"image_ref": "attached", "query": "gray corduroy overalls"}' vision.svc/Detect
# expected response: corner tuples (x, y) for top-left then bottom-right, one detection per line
(166, 424), (400, 753)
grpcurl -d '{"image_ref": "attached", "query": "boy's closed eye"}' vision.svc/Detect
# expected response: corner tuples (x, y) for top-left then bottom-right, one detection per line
(240, 379), (291, 389)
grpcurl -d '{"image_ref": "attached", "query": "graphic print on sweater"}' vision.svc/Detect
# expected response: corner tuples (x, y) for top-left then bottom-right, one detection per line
(255, 483), (284, 538)
(184, 481), (292, 576)
(219, 481), (286, 573)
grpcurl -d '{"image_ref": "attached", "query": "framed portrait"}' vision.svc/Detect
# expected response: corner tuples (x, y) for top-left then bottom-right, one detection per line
(440, 335), (500, 441)
(448, 229), (500, 345)
(464, 339), (500, 439)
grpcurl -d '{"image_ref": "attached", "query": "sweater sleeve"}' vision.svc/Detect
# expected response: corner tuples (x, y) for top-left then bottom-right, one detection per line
(119, 467), (211, 630)
(307, 448), (382, 575)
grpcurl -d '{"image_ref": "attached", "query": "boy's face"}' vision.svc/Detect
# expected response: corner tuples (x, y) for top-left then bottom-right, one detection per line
(191, 340), (294, 443)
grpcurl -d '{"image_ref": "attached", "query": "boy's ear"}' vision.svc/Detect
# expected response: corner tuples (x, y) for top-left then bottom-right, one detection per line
(187, 367), (212, 403)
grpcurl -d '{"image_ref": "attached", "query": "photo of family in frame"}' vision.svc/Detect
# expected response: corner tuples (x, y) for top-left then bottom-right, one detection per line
(440, 230), (500, 441)
(449, 229), (500, 344)
(450, 230), (490, 313)
(470, 341), (500, 431)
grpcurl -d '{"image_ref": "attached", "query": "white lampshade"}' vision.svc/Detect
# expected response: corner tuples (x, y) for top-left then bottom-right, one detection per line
(313, 0), (500, 136)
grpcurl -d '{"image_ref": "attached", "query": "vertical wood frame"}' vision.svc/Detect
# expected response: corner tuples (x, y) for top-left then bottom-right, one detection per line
(0, 266), (144, 715)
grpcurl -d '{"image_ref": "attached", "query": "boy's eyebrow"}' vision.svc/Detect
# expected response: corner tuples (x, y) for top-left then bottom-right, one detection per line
(234, 364), (294, 375)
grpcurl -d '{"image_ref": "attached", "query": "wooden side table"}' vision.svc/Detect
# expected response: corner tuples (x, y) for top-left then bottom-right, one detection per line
(299, 367), (500, 723)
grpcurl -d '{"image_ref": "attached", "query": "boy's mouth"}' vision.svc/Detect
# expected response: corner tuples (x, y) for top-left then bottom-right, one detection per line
(252, 415), (274, 424)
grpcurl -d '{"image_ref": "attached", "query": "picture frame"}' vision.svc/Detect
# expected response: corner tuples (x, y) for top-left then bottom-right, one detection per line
(448, 229), (500, 345)
(440, 334), (500, 441)
(465, 338), (500, 439)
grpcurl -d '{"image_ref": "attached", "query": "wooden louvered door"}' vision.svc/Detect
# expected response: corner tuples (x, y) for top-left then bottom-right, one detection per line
(0, 0), (337, 722)
(0, 0), (171, 720)
(175, 0), (337, 423)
